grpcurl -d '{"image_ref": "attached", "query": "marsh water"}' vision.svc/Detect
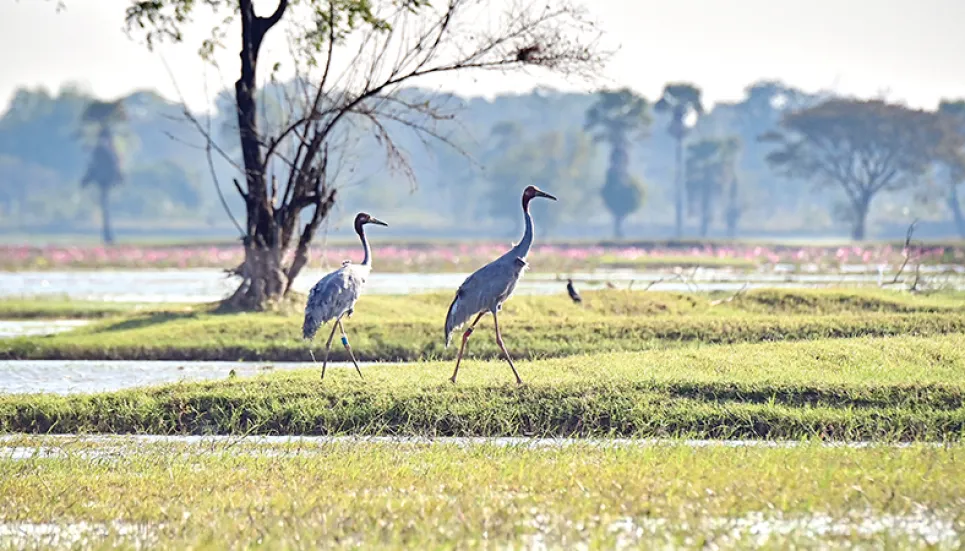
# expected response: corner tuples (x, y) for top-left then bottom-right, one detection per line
(0, 319), (89, 338)
(0, 434), (949, 452)
(0, 359), (371, 395)
(0, 437), (960, 549)
(0, 512), (958, 550)
(3, 266), (965, 302)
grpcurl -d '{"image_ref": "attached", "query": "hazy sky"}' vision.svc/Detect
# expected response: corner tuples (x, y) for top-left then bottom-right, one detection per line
(2, 0), (962, 113)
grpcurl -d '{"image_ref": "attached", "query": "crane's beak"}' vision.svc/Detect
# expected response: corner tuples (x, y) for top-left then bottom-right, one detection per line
(368, 217), (388, 227)
(536, 190), (557, 201)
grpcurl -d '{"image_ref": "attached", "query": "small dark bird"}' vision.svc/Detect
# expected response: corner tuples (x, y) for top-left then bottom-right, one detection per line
(566, 279), (582, 304)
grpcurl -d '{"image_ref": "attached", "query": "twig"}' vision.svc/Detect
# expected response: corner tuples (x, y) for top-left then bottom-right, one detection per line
(710, 283), (749, 306)
(889, 219), (919, 285)
(158, 54), (244, 236)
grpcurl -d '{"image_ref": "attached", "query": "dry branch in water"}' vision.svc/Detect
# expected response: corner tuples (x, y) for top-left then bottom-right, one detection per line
(884, 219), (926, 292)
(889, 220), (918, 285)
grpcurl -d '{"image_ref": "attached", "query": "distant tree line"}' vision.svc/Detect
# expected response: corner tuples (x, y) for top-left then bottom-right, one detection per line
(1, 80), (963, 243)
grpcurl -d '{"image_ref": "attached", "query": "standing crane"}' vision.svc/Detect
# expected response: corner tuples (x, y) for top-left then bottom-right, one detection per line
(444, 185), (557, 385)
(303, 212), (388, 380)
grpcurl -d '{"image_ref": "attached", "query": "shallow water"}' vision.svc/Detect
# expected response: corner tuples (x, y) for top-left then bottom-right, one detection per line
(0, 512), (958, 550)
(0, 359), (368, 395)
(0, 521), (161, 550)
(596, 510), (962, 549)
(0, 434), (948, 452)
(0, 319), (89, 338)
(3, 267), (963, 302)
(1, 438), (959, 549)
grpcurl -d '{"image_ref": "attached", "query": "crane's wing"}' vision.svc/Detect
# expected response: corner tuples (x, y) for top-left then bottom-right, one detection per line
(444, 257), (525, 346)
(302, 265), (366, 340)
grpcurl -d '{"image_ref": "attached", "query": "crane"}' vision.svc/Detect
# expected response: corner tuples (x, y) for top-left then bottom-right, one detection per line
(444, 185), (557, 385)
(303, 212), (388, 380)
(566, 278), (582, 303)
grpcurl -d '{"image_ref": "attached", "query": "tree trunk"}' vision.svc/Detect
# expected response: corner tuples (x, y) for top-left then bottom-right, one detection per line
(725, 177), (739, 238)
(223, 0), (294, 311)
(613, 215), (624, 239)
(226, 244), (289, 310)
(851, 195), (872, 241)
(98, 185), (114, 245)
(674, 137), (684, 238)
(699, 186), (710, 238)
(725, 210), (738, 239)
(949, 184), (965, 238)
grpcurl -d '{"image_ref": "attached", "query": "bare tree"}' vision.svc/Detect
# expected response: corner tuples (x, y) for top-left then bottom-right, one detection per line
(125, 0), (606, 310)
(763, 99), (955, 240)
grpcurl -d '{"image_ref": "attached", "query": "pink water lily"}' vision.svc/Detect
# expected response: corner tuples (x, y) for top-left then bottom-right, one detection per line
(1, 242), (961, 273)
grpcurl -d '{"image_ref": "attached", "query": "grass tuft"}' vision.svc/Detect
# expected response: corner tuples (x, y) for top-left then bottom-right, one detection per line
(4, 289), (965, 362)
(3, 335), (965, 441)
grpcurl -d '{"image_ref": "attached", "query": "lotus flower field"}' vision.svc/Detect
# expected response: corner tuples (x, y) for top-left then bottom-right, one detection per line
(2, 242), (964, 273)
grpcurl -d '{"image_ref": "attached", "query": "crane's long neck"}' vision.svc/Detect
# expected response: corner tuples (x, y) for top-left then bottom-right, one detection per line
(356, 224), (372, 267)
(512, 200), (535, 258)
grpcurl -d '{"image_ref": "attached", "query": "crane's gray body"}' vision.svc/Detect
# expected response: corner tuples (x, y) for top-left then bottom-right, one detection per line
(444, 207), (536, 346)
(303, 262), (371, 340)
(444, 252), (528, 346)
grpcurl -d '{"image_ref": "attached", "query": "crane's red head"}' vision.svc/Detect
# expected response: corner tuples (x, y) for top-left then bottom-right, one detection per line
(354, 212), (388, 235)
(522, 185), (557, 211)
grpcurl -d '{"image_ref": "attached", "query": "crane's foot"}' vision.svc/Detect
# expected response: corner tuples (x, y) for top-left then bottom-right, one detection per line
(449, 375), (458, 384)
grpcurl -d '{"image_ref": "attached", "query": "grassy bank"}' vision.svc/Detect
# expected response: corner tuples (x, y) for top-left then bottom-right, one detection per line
(0, 298), (192, 320)
(3, 334), (965, 440)
(1, 438), (963, 548)
(3, 289), (965, 362)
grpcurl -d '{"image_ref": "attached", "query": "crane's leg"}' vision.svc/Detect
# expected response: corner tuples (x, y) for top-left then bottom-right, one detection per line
(319, 320), (341, 380)
(337, 319), (364, 380)
(492, 311), (523, 385)
(449, 312), (486, 384)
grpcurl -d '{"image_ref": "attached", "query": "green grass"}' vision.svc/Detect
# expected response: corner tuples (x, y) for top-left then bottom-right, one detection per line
(1, 438), (964, 548)
(4, 289), (965, 362)
(4, 334), (965, 440)
(0, 297), (193, 320)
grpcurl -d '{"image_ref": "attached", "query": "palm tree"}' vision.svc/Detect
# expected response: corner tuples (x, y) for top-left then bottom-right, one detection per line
(655, 83), (704, 238)
(718, 138), (743, 238)
(685, 137), (741, 237)
(79, 100), (127, 244)
(584, 88), (651, 238)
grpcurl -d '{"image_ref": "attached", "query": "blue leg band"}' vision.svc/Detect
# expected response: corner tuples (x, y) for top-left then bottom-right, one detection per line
(341, 336), (349, 347)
